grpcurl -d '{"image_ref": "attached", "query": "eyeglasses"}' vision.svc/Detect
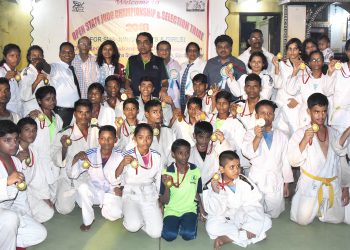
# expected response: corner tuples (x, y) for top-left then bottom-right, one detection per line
(310, 58), (322, 63)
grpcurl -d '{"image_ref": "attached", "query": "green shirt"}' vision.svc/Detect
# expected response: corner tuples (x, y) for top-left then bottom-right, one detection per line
(161, 163), (202, 218)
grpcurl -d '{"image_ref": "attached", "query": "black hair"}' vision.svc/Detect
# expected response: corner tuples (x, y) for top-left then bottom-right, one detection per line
(144, 99), (161, 113)
(123, 98), (139, 110)
(26, 45), (44, 65)
(35, 86), (56, 101)
(1, 43), (21, 66)
(219, 150), (240, 167)
(187, 97), (203, 109)
(88, 82), (104, 95)
(185, 42), (200, 54)
(245, 73), (262, 87)
(134, 123), (153, 137)
(139, 76), (154, 85)
(74, 99), (92, 112)
(192, 73), (207, 84)
(104, 75), (122, 88)
(171, 139), (191, 153)
(214, 35), (233, 47)
(309, 50), (324, 63)
(59, 42), (74, 52)
(99, 125), (116, 138)
(136, 32), (153, 44)
(285, 38), (302, 52)
(17, 117), (37, 132)
(301, 38), (318, 62)
(255, 100), (278, 113)
(215, 90), (233, 103)
(156, 40), (171, 50)
(307, 93), (329, 109)
(318, 34), (330, 43)
(0, 77), (10, 87)
(0, 120), (19, 137)
(194, 121), (213, 136)
(250, 29), (263, 37)
(96, 40), (120, 74)
(248, 51), (268, 71)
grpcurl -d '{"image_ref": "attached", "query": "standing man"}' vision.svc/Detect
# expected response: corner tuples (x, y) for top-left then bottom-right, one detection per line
(203, 35), (246, 93)
(125, 32), (168, 97)
(156, 40), (181, 108)
(72, 36), (98, 98)
(42, 42), (81, 127)
(238, 29), (275, 73)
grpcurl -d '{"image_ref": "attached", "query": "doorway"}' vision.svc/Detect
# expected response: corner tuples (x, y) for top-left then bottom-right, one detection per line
(239, 13), (281, 55)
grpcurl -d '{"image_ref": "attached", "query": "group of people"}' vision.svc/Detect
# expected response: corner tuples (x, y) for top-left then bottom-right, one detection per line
(0, 29), (350, 250)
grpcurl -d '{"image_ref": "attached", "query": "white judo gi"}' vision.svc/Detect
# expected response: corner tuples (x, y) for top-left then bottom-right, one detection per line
(226, 71), (275, 100)
(286, 73), (332, 128)
(136, 96), (173, 126)
(51, 123), (99, 215)
(242, 128), (294, 218)
(203, 175), (272, 248)
(171, 117), (196, 147)
(0, 156), (47, 250)
(19, 145), (54, 223)
(0, 63), (21, 114)
(68, 146), (123, 226)
(117, 147), (163, 238)
(32, 112), (63, 201)
(288, 126), (350, 225)
(97, 103), (116, 128)
(19, 64), (47, 117)
(189, 140), (232, 186)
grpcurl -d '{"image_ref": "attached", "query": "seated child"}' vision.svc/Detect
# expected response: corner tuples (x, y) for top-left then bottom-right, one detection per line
(189, 121), (232, 186)
(0, 120), (47, 250)
(242, 100), (293, 218)
(69, 125), (123, 231)
(288, 93), (349, 225)
(203, 150), (272, 249)
(160, 139), (205, 241)
(16, 117), (54, 223)
(115, 123), (163, 238)
(136, 76), (174, 126)
(0, 77), (20, 123)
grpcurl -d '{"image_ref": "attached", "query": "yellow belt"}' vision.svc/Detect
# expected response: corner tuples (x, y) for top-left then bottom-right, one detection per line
(301, 168), (337, 210)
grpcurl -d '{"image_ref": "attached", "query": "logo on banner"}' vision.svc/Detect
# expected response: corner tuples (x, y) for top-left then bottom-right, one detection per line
(72, 1), (85, 12)
(186, 0), (205, 12)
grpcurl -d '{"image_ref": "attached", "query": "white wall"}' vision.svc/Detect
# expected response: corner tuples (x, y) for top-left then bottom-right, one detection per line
(287, 5), (306, 41)
(31, 0), (227, 63)
(329, 4), (349, 53)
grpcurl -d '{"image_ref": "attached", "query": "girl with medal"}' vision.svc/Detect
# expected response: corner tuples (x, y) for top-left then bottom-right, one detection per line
(116, 98), (141, 151)
(226, 51), (274, 100)
(16, 117), (54, 223)
(325, 39), (350, 132)
(286, 50), (331, 128)
(115, 123), (163, 238)
(29, 86), (63, 203)
(271, 38), (304, 136)
(160, 139), (205, 241)
(87, 82), (115, 128)
(0, 43), (21, 114)
(0, 120), (47, 250)
(203, 150), (271, 249)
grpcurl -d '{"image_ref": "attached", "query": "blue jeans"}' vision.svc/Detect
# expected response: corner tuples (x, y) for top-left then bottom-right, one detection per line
(161, 212), (198, 241)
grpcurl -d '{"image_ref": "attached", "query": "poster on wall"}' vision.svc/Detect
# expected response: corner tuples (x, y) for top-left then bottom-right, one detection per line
(68, 0), (209, 65)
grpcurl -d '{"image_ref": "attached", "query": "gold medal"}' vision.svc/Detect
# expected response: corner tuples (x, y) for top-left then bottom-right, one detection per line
(276, 52), (283, 61)
(25, 157), (31, 166)
(312, 123), (319, 133)
(161, 101), (167, 108)
(115, 117), (124, 127)
(130, 159), (139, 169)
(153, 128), (160, 136)
(213, 173), (220, 181)
(256, 118), (266, 127)
(82, 160), (90, 169)
(37, 113), (45, 122)
(65, 138), (72, 146)
(15, 74), (21, 81)
(165, 179), (173, 188)
(200, 112), (206, 121)
(299, 63), (306, 70)
(226, 63), (233, 70)
(17, 181), (27, 191)
(44, 79), (49, 85)
(335, 62), (342, 70)
(207, 89), (213, 96)
(236, 106), (243, 114)
(121, 93), (128, 101)
(210, 133), (218, 142)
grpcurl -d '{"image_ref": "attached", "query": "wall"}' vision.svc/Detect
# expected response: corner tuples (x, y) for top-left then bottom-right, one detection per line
(329, 4), (349, 53)
(287, 5), (306, 41)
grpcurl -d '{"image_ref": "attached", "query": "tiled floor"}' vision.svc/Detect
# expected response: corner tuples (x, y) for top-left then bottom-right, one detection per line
(31, 199), (350, 250)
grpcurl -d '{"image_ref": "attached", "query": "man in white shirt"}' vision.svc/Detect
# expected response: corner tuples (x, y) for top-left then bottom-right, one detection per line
(72, 36), (98, 99)
(43, 42), (81, 127)
(238, 29), (275, 74)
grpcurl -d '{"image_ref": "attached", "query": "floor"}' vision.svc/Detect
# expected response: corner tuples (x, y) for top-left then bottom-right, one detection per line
(31, 199), (350, 250)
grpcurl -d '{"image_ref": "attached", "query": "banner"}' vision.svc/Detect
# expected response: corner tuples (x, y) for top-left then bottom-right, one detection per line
(68, 0), (209, 65)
